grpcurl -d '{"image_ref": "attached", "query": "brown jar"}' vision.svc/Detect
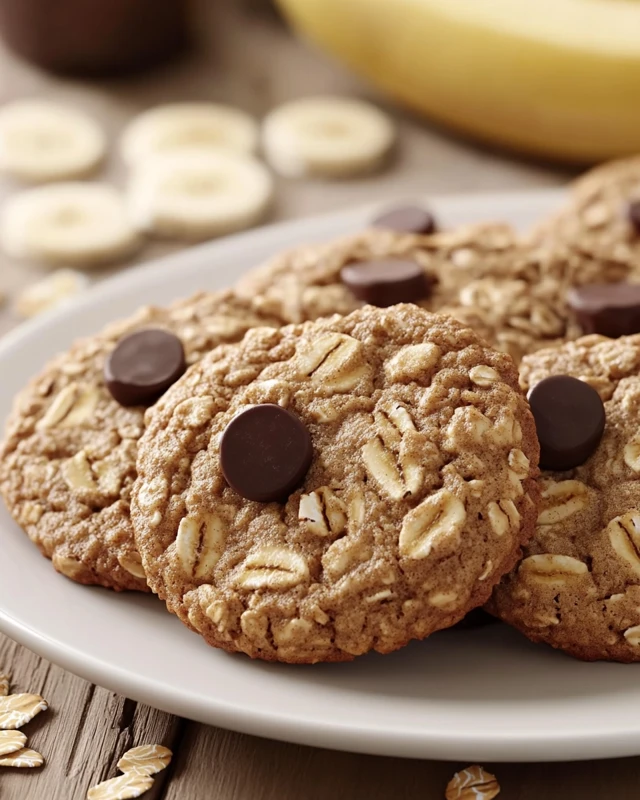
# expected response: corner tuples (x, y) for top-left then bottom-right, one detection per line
(0, 0), (191, 76)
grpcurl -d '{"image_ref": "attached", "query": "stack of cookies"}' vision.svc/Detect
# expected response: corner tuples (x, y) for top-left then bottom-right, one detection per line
(4, 156), (640, 664)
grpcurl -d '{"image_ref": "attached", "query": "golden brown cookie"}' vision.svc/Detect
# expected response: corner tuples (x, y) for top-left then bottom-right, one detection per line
(490, 334), (640, 661)
(532, 156), (640, 277)
(235, 223), (622, 363)
(132, 305), (539, 663)
(0, 291), (282, 591)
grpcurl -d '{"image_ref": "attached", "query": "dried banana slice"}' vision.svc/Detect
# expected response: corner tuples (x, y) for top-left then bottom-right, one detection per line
(16, 269), (89, 318)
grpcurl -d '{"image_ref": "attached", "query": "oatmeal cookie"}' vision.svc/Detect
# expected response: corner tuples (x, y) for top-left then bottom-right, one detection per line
(236, 223), (520, 322)
(532, 156), (640, 279)
(132, 305), (539, 663)
(236, 221), (622, 363)
(0, 291), (282, 591)
(490, 334), (640, 661)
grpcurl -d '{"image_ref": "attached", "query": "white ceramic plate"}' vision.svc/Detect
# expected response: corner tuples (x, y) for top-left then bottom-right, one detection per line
(4, 188), (635, 764)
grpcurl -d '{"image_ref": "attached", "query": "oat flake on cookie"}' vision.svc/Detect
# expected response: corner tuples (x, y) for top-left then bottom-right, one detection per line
(491, 333), (640, 661)
(0, 289), (283, 592)
(132, 305), (539, 664)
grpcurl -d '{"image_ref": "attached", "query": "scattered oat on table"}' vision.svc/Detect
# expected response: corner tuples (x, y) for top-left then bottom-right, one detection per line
(0, 693), (48, 730)
(87, 772), (154, 800)
(0, 730), (27, 756)
(117, 744), (172, 777)
(0, 673), (10, 697)
(0, 747), (44, 768)
(445, 765), (500, 800)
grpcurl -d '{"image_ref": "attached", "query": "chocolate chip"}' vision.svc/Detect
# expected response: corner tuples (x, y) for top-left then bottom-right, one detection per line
(567, 282), (640, 337)
(372, 205), (437, 235)
(627, 200), (640, 233)
(528, 375), (605, 471)
(340, 259), (431, 306)
(104, 328), (186, 406)
(220, 404), (313, 503)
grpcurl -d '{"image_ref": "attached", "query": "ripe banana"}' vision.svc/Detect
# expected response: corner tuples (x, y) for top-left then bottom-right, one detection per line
(277, 0), (640, 164)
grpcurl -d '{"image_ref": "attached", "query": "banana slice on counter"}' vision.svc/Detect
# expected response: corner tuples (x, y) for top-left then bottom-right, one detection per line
(1, 183), (142, 268)
(262, 96), (395, 178)
(121, 103), (259, 166)
(16, 269), (89, 318)
(0, 100), (106, 182)
(127, 150), (273, 241)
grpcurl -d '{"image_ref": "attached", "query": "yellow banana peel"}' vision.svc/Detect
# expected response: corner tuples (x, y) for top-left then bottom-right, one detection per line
(277, 0), (640, 164)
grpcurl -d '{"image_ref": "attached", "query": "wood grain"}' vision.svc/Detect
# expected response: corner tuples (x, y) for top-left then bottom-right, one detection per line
(163, 727), (640, 800)
(0, 1), (620, 799)
(0, 635), (180, 799)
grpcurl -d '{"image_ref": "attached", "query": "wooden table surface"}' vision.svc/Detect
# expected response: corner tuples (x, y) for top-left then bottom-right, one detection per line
(1, 2), (633, 798)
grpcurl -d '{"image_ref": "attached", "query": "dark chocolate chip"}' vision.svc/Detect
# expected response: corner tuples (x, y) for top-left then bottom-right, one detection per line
(528, 375), (605, 471)
(567, 282), (640, 337)
(220, 404), (313, 503)
(372, 205), (437, 235)
(628, 200), (640, 233)
(104, 328), (186, 406)
(340, 259), (430, 306)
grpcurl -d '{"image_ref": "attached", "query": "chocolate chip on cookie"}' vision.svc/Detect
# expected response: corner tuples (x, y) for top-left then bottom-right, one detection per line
(105, 328), (186, 406)
(132, 305), (539, 664)
(528, 375), (605, 470)
(491, 334), (640, 662)
(220, 404), (313, 503)
(340, 259), (431, 306)
(372, 205), (437, 235)
(0, 290), (283, 592)
(236, 223), (623, 364)
(567, 283), (640, 338)
(627, 199), (640, 233)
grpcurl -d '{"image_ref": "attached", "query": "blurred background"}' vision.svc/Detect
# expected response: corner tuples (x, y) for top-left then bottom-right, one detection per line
(3, 0), (632, 333)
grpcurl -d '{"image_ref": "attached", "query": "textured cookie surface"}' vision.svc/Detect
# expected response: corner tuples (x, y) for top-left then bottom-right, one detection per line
(532, 156), (640, 275)
(491, 334), (640, 661)
(132, 305), (539, 663)
(0, 291), (281, 591)
(236, 223), (622, 363)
